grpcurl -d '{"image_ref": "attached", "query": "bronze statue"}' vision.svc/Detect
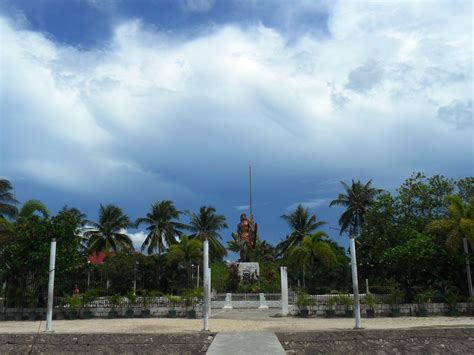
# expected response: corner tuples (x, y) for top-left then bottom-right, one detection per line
(236, 212), (257, 262)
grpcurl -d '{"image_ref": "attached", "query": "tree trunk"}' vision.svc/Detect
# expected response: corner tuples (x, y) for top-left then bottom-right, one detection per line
(349, 236), (362, 329)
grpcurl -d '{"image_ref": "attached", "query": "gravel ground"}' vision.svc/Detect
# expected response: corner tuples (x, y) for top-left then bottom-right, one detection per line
(1, 311), (473, 334)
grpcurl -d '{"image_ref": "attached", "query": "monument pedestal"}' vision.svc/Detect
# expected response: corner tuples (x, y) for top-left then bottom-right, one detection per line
(237, 262), (260, 282)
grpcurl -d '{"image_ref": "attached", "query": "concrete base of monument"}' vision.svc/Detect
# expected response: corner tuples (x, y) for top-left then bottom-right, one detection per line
(237, 262), (260, 281)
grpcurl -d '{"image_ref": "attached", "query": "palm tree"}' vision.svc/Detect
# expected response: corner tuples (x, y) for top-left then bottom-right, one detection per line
(136, 201), (184, 255)
(59, 205), (88, 253)
(60, 205), (87, 226)
(227, 232), (240, 254)
(330, 179), (382, 329)
(289, 232), (336, 289)
(426, 196), (474, 296)
(330, 180), (383, 238)
(83, 204), (133, 253)
(278, 204), (327, 255)
(185, 206), (228, 261)
(167, 236), (202, 287)
(18, 200), (50, 219)
(0, 179), (18, 219)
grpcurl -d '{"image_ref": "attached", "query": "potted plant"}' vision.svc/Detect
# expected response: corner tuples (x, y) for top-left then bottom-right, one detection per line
(54, 298), (66, 320)
(362, 294), (377, 318)
(125, 291), (136, 318)
(338, 294), (353, 317)
(82, 290), (97, 319)
(139, 290), (152, 318)
(296, 290), (312, 318)
(108, 294), (121, 318)
(184, 288), (202, 319)
(444, 290), (459, 317)
(388, 288), (403, 317)
(326, 296), (338, 318)
(166, 295), (180, 318)
(468, 297), (474, 316)
(416, 289), (433, 317)
(26, 292), (38, 321)
(66, 295), (82, 320)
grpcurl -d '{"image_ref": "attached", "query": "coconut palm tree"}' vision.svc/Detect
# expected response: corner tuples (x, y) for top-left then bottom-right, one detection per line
(185, 206), (228, 261)
(330, 180), (383, 238)
(60, 205), (87, 226)
(289, 232), (336, 288)
(0, 179), (18, 219)
(330, 179), (382, 329)
(426, 196), (474, 296)
(83, 204), (133, 253)
(18, 200), (50, 219)
(167, 235), (202, 287)
(136, 201), (184, 255)
(277, 204), (327, 255)
(58, 205), (88, 253)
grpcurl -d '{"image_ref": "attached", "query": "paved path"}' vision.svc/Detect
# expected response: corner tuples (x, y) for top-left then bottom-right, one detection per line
(207, 331), (285, 355)
(210, 308), (281, 320)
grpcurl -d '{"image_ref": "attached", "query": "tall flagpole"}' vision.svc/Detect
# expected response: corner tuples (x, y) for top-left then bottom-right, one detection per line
(249, 165), (253, 220)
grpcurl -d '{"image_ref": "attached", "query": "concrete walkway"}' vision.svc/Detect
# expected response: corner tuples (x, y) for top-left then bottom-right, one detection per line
(207, 331), (285, 355)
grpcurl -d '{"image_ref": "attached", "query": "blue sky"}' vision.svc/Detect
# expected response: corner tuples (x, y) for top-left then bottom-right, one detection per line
(0, 0), (472, 256)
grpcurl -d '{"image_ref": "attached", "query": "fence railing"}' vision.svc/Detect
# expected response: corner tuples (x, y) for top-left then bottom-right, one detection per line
(213, 293), (281, 301)
(212, 292), (390, 305)
(54, 296), (201, 309)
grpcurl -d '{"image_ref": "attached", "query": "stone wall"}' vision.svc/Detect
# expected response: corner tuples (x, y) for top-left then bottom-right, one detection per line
(0, 333), (215, 354)
(277, 328), (474, 354)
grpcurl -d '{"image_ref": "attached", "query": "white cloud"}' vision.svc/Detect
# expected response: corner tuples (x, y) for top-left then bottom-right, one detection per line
(437, 99), (473, 129)
(127, 230), (148, 251)
(0, 0), (472, 200)
(179, 0), (215, 13)
(288, 199), (330, 211)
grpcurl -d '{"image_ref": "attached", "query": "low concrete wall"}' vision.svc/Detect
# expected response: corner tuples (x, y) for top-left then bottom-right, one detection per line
(0, 333), (215, 354)
(0, 306), (203, 319)
(288, 303), (472, 317)
(277, 327), (474, 354)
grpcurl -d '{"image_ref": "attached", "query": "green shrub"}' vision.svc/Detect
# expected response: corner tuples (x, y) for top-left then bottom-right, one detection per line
(108, 294), (122, 309)
(362, 294), (378, 309)
(338, 294), (353, 306)
(444, 290), (459, 307)
(416, 289), (434, 304)
(127, 291), (137, 306)
(327, 296), (338, 307)
(66, 295), (82, 310)
(82, 290), (98, 308)
(296, 290), (312, 307)
(165, 294), (181, 309)
(388, 288), (404, 305)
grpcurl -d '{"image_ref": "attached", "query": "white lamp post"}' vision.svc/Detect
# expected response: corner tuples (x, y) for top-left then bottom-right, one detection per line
(45, 238), (57, 332)
(203, 239), (209, 331)
(349, 236), (362, 329)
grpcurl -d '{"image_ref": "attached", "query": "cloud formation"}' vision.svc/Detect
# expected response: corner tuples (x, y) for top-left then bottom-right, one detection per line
(0, 0), (472, 244)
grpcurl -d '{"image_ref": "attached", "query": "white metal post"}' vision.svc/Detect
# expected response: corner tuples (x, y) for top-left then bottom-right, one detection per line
(203, 239), (209, 331)
(349, 237), (362, 329)
(280, 266), (288, 316)
(46, 238), (57, 332)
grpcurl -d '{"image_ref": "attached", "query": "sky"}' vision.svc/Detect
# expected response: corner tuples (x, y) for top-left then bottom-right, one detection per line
(0, 0), (473, 256)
